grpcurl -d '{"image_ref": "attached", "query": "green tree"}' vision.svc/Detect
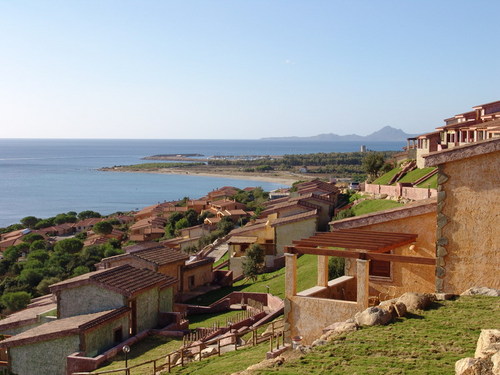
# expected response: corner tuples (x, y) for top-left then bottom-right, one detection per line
(92, 221), (113, 235)
(72, 265), (90, 277)
(328, 256), (345, 279)
(29, 239), (48, 252)
(243, 244), (265, 281)
(362, 152), (386, 182)
(54, 238), (84, 254)
(217, 217), (234, 235)
(77, 210), (101, 220)
(20, 216), (40, 229)
(36, 277), (61, 295)
(22, 233), (44, 244)
(2, 291), (31, 312)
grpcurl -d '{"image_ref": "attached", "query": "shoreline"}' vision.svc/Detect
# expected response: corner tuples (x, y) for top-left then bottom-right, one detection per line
(99, 167), (303, 186)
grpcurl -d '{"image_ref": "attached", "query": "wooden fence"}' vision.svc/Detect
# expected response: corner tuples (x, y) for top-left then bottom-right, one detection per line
(73, 319), (286, 375)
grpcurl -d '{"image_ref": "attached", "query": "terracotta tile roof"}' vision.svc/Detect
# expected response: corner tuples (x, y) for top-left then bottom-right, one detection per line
(124, 242), (164, 254)
(228, 222), (267, 236)
(227, 236), (258, 244)
(260, 200), (320, 216)
(270, 210), (318, 227)
(0, 308), (129, 348)
(184, 257), (215, 270)
(132, 246), (189, 266)
(50, 265), (176, 296)
(75, 218), (104, 227)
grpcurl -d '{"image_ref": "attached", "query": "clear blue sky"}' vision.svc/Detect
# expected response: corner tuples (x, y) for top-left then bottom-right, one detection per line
(1, 0), (499, 139)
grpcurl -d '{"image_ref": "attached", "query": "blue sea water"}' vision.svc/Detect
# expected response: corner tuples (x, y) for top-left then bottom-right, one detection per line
(0, 139), (404, 228)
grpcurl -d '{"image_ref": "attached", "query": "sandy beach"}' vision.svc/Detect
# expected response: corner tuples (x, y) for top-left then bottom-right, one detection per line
(99, 166), (303, 186)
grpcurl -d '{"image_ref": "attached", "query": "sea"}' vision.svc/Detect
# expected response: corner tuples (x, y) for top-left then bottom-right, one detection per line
(0, 139), (404, 228)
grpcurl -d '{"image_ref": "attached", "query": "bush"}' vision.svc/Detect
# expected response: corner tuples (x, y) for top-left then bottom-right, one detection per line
(328, 257), (345, 280)
(243, 244), (265, 281)
(2, 291), (31, 312)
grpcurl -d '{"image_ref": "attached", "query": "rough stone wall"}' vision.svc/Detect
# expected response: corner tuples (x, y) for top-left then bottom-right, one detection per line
(436, 153), (500, 293)
(159, 286), (174, 313)
(84, 314), (129, 357)
(58, 285), (125, 319)
(9, 334), (80, 375)
(343, 211), (436, 297)
(275, 218), (317, 257)
(135, 287), (159, 332)
(287, 296), (360, 344)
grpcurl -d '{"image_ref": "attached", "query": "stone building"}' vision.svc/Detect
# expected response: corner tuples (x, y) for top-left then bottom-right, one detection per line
(424, 137), (500, 293)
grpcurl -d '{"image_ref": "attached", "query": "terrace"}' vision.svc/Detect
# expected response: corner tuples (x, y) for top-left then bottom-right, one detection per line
(284, 229), (436, 343)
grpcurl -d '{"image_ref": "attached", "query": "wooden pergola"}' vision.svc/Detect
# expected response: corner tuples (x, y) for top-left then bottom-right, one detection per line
(287, 229), (436, 265)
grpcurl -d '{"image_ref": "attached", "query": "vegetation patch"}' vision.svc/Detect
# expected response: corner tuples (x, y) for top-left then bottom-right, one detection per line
(254, 296), (500, 375)
(352, 200), (403, 216)
(397, 167), (436, 185)
(372, 167), (401, 185)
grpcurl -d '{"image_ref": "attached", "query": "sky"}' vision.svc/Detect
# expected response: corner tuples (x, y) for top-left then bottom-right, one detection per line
(1, 0), (499, 139)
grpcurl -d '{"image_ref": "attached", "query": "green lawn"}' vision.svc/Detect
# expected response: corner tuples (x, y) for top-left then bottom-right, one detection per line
(255, 296), (500, 375)
(188, 310), (243, 329)
(372, 167), (401, 185)
(188, 254), (318, 305)
(167, 341), (270, 375)
(93, 335), (182, 374)
(397, 167), (436, 185)
(416, 173), (437, 189)
(352, 200), (403, 216)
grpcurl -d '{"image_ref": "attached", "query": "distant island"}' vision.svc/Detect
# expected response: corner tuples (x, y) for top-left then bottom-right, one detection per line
(261, 126), (417, 142)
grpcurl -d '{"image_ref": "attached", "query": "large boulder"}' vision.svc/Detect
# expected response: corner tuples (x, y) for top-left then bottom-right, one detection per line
(397, 292), (434, 312)
(475, 330), (500, 359)
(379, 300), (407, 318)
(354, 307), (393, 326)
(461, 287), (500, 297)
(321, 321), (358, 341)
(455, 357), (491, 375)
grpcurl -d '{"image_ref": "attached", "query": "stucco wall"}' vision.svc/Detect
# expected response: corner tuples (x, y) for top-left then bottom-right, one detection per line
(343, 211), (436, 297)
(9, 334), (80, 375)
(437, 153), (500, 293)
(229, 256), (245, 278)
(275, 218), (317, 256)
(135, 287), (159, 332)
(84, 314), (129, 358)
(287, 296), (360, 344)
(58, 285), (125, 319)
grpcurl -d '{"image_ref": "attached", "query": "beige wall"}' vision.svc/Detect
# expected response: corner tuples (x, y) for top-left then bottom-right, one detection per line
(58, 285), (125, 319)
(437, 153), (500, 293)
(287, 296), (360, 344)
(9, 334), (80, 375)
(159, 286), (174, 313)
(275, 218), (317, 257)
(182, 263), (213, 292)
(343, 211), (436, 297)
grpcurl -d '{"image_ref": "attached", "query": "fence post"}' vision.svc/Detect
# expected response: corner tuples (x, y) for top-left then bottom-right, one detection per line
(199, 343), (202, 361)
(218, 337), (221, 356)
(252, 328), (256, 346)
(181, 349), (184, 367)
(167, 353), (171, 373)
(234, 333), (238, 351)
(153, 359), (157, 373)
(269, 335), (273, 352)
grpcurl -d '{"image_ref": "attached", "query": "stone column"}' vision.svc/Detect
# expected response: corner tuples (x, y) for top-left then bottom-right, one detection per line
(285, 253), (297, 298)
(317, 255), (329, 287)
(356, 259), (369, 309)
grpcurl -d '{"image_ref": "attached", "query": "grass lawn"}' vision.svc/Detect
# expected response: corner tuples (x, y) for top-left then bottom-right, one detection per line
(167, 341), (270, 375)
(213, 251), (229, 269)
(416, 173), (438, 189)
(397, 167), (437, 185)
(93, 335), (182, 374)
(255, 296), (500, 375)
(352, 199), (403, 216)
(188, 310), (243, 329)
(188, 254), (318, 306)
(372, 167), (401, 185)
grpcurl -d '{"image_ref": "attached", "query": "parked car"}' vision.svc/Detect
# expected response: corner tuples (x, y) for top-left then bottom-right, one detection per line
(349, 182), (360, 190)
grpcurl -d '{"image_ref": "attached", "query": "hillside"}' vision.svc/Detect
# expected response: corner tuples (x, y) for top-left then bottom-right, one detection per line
(261, 126), (417, 142)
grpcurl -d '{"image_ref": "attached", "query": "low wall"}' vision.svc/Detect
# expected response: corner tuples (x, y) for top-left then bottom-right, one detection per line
(365, 184), (436, 200)
(287, 296), (360, 344)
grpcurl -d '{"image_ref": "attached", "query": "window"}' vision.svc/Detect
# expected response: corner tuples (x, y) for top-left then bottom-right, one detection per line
(113, 327), (123, 343)
(369, 259), (391, 279)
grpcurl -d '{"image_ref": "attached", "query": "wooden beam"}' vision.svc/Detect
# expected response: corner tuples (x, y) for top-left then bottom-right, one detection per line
(291, 246), (364, 259)
(366, 252), (436, 265)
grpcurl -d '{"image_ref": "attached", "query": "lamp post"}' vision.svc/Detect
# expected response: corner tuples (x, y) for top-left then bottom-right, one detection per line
(122, 345), (130, 368)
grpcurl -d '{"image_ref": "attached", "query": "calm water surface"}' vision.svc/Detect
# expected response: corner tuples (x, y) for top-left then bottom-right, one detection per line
(0, 139), (404, 227)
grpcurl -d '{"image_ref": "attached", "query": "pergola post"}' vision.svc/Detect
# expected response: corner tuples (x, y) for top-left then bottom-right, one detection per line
(317, 255), (329, 287)
(356, 258), (369, 309)
(285, 252), (297, 298)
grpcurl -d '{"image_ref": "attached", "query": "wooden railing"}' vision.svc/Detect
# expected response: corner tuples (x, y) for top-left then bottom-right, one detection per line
(73, 319), (286, 375)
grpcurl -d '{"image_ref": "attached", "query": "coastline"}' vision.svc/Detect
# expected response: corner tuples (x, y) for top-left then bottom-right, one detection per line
(99, 167), (302, 186)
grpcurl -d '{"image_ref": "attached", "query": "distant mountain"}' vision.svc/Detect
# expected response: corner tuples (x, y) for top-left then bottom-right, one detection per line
(261, 126), (418, 142)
